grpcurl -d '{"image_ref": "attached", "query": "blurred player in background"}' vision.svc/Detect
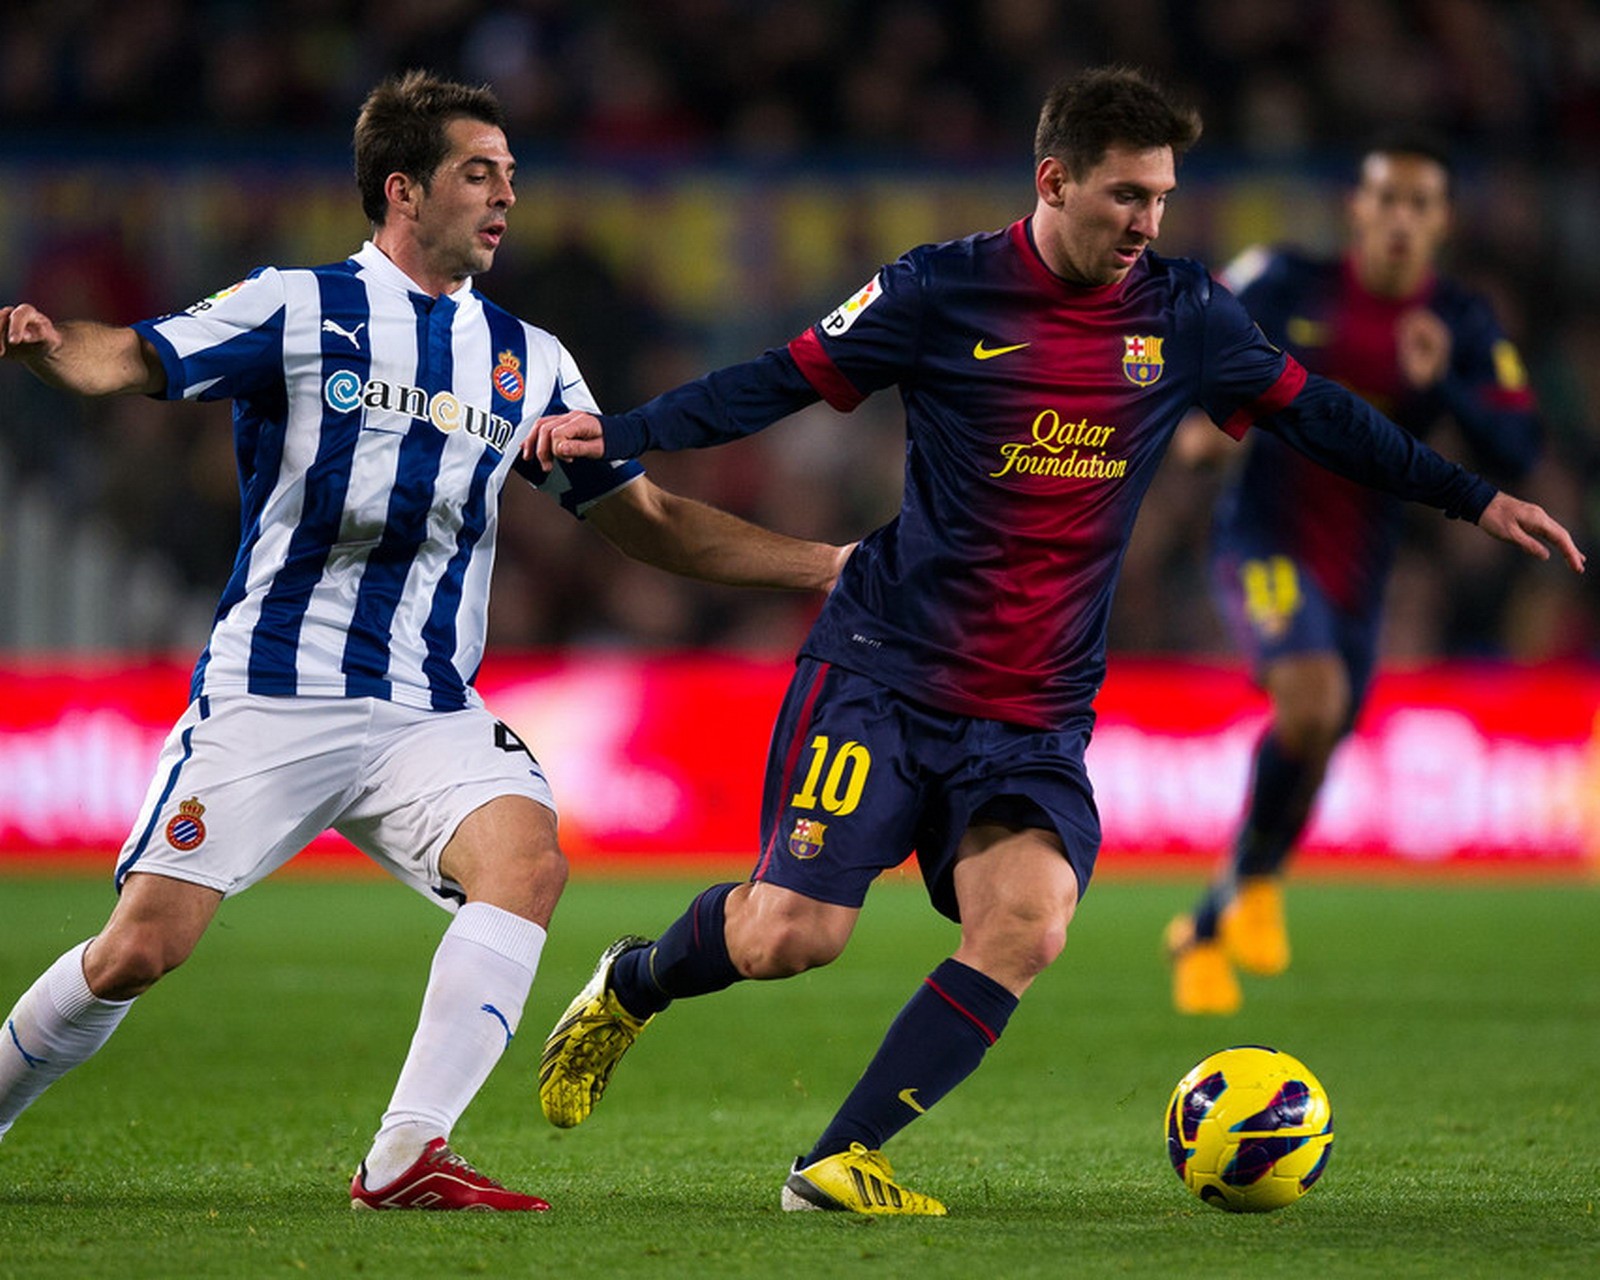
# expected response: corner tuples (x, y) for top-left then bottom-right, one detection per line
(527, 69), (1582, 1215)
(0, 71), (846, 1211)
(1164, 139), (1543, 1015)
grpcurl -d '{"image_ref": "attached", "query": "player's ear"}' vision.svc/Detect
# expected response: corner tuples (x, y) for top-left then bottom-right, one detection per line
(384, 171), (422, 221)
(1036, 156), (1069, 207)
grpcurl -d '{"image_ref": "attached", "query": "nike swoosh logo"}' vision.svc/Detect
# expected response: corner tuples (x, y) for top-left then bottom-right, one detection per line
(897, 1087), (927, 1114)
(973, 339), (1029, 360)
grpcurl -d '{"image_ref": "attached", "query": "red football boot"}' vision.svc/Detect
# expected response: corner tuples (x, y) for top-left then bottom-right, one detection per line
(350, 1137), (550, 1211)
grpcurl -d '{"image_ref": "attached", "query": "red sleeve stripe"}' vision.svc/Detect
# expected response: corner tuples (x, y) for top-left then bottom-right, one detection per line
(788, 329), (866, 412)
(1483, 386), (1536, 412)
(1220, 354), (1308, 440)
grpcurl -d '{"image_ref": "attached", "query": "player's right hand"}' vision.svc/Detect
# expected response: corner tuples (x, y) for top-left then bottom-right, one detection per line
(0, 303), (61, 363)
(525, 410), (606, 470)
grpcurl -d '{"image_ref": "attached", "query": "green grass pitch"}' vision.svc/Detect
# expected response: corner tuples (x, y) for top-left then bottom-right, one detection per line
(1, 868), (1596, 1278)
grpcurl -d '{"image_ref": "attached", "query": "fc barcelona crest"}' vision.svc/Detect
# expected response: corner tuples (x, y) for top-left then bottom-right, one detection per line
(165, 797), (208, 851)
(1122, 334), (1164, 386)
(492, 350), (526, 402)
(788, 816), (827, 860)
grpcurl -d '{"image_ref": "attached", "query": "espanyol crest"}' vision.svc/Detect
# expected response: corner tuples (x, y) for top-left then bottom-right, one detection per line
(788, 816), (827, 860)
(165, 796), (208, 851)
(492, 350), (526, 401)
(1122, 334), (1165, 385)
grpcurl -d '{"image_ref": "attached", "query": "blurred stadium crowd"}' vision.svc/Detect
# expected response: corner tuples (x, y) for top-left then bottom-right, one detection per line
(1, 0), (1597, 660)
(4, 0), (1598, 159)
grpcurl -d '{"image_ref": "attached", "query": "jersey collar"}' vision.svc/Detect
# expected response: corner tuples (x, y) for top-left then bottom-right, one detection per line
(351, 240), (476, 301)
(1012, 218), (1137, 304)
(1341, 249), (1436, 307)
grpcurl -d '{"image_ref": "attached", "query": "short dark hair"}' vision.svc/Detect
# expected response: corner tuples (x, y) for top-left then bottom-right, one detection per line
(1033, 66), (1202, 178)
(1358, 132), (1456, 197)
(354, 70), (507, 226)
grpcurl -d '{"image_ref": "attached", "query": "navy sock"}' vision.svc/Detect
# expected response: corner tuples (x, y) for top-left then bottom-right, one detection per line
(610, 882), (742, 1018)
(1235, 731), (1321, 877)
(1194, 732), (1320, 939)
(1192, 883), (1229, 941)
(803, 958), (1018, 1165)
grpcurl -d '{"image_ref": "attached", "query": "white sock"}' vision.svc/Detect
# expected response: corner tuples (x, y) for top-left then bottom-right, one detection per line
(0, 941), (135, 1138)
(362, 903), (546, 1188)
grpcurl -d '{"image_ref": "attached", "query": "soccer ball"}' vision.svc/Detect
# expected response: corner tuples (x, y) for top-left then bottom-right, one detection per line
(1165, 1044), (1333, 1213)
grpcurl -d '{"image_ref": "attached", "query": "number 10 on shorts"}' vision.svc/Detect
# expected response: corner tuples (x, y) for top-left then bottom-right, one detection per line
(789, 735), (872, 816)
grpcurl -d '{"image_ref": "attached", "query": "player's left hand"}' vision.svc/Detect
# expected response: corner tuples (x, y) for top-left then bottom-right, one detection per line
(0, 303), (63, 364)
(1396, 308), (1452, 389)
(1478, 491), (1586, 573)
(524, 411), (606, 470)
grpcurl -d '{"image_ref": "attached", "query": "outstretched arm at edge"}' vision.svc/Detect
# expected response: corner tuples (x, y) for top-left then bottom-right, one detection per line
(0, 304), (164, 396)
(1259, 373), (1584, 572)
(586, 475), (852, 592)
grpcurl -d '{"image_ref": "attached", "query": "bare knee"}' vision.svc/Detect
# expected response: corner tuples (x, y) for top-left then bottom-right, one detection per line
(952, 827), (1080, 995)
(724, 884), (855, 980)
(1272, 703), (1346, 764)
(85, 872), (220, 1000)
(442, 797), (568, 925)
(965, 906), (1069, 989)
(506, 843), (568, 903)
(84, 926), (194, 1000)
(1015, 913), (1070, 978)
(461, 843), (568, 923)
(732, 920), (845, 979)
(1266, 657), (1351, 763)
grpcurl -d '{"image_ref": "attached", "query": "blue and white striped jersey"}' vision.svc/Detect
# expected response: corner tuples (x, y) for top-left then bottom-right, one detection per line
(134, 241), (643, 712)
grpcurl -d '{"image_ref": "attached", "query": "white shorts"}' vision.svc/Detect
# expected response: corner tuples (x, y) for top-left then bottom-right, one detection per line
(114, 695), (557, 910)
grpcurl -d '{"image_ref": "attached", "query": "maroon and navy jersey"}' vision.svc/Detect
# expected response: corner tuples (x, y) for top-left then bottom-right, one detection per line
(600, 219), (1492, 730)
(782, 221), (1302, 727)
(1214, 248), (1539, 614)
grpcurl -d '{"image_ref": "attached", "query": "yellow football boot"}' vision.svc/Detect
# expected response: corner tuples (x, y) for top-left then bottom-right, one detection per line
(781, 1142), (947, 1216)
(539, 935), (653, 1128)
(1164, 915), (1242, 1016)
(1219, 877), (1291, 976)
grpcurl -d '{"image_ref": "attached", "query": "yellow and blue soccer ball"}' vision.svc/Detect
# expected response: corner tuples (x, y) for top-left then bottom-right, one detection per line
(1165, 1045), (1333, 1212)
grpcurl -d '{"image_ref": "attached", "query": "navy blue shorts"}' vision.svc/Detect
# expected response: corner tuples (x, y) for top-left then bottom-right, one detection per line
(1210, 547), (1380, 713)
(750, 658), (1101, 922)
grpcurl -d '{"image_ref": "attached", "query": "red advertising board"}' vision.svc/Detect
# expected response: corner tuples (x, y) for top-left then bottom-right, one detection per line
(1, 655), (1596, 873)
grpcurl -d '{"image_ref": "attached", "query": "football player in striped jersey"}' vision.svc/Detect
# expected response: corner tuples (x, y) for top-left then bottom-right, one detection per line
(0, 71), (848, 1212)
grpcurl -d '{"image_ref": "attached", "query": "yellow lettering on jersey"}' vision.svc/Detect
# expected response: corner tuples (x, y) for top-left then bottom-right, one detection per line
(990, 409), (1126, 480)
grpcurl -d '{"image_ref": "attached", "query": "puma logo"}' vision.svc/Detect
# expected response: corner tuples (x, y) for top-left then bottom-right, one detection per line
(322, 318), (367, 348)
(480, 1003), (513, 1047)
